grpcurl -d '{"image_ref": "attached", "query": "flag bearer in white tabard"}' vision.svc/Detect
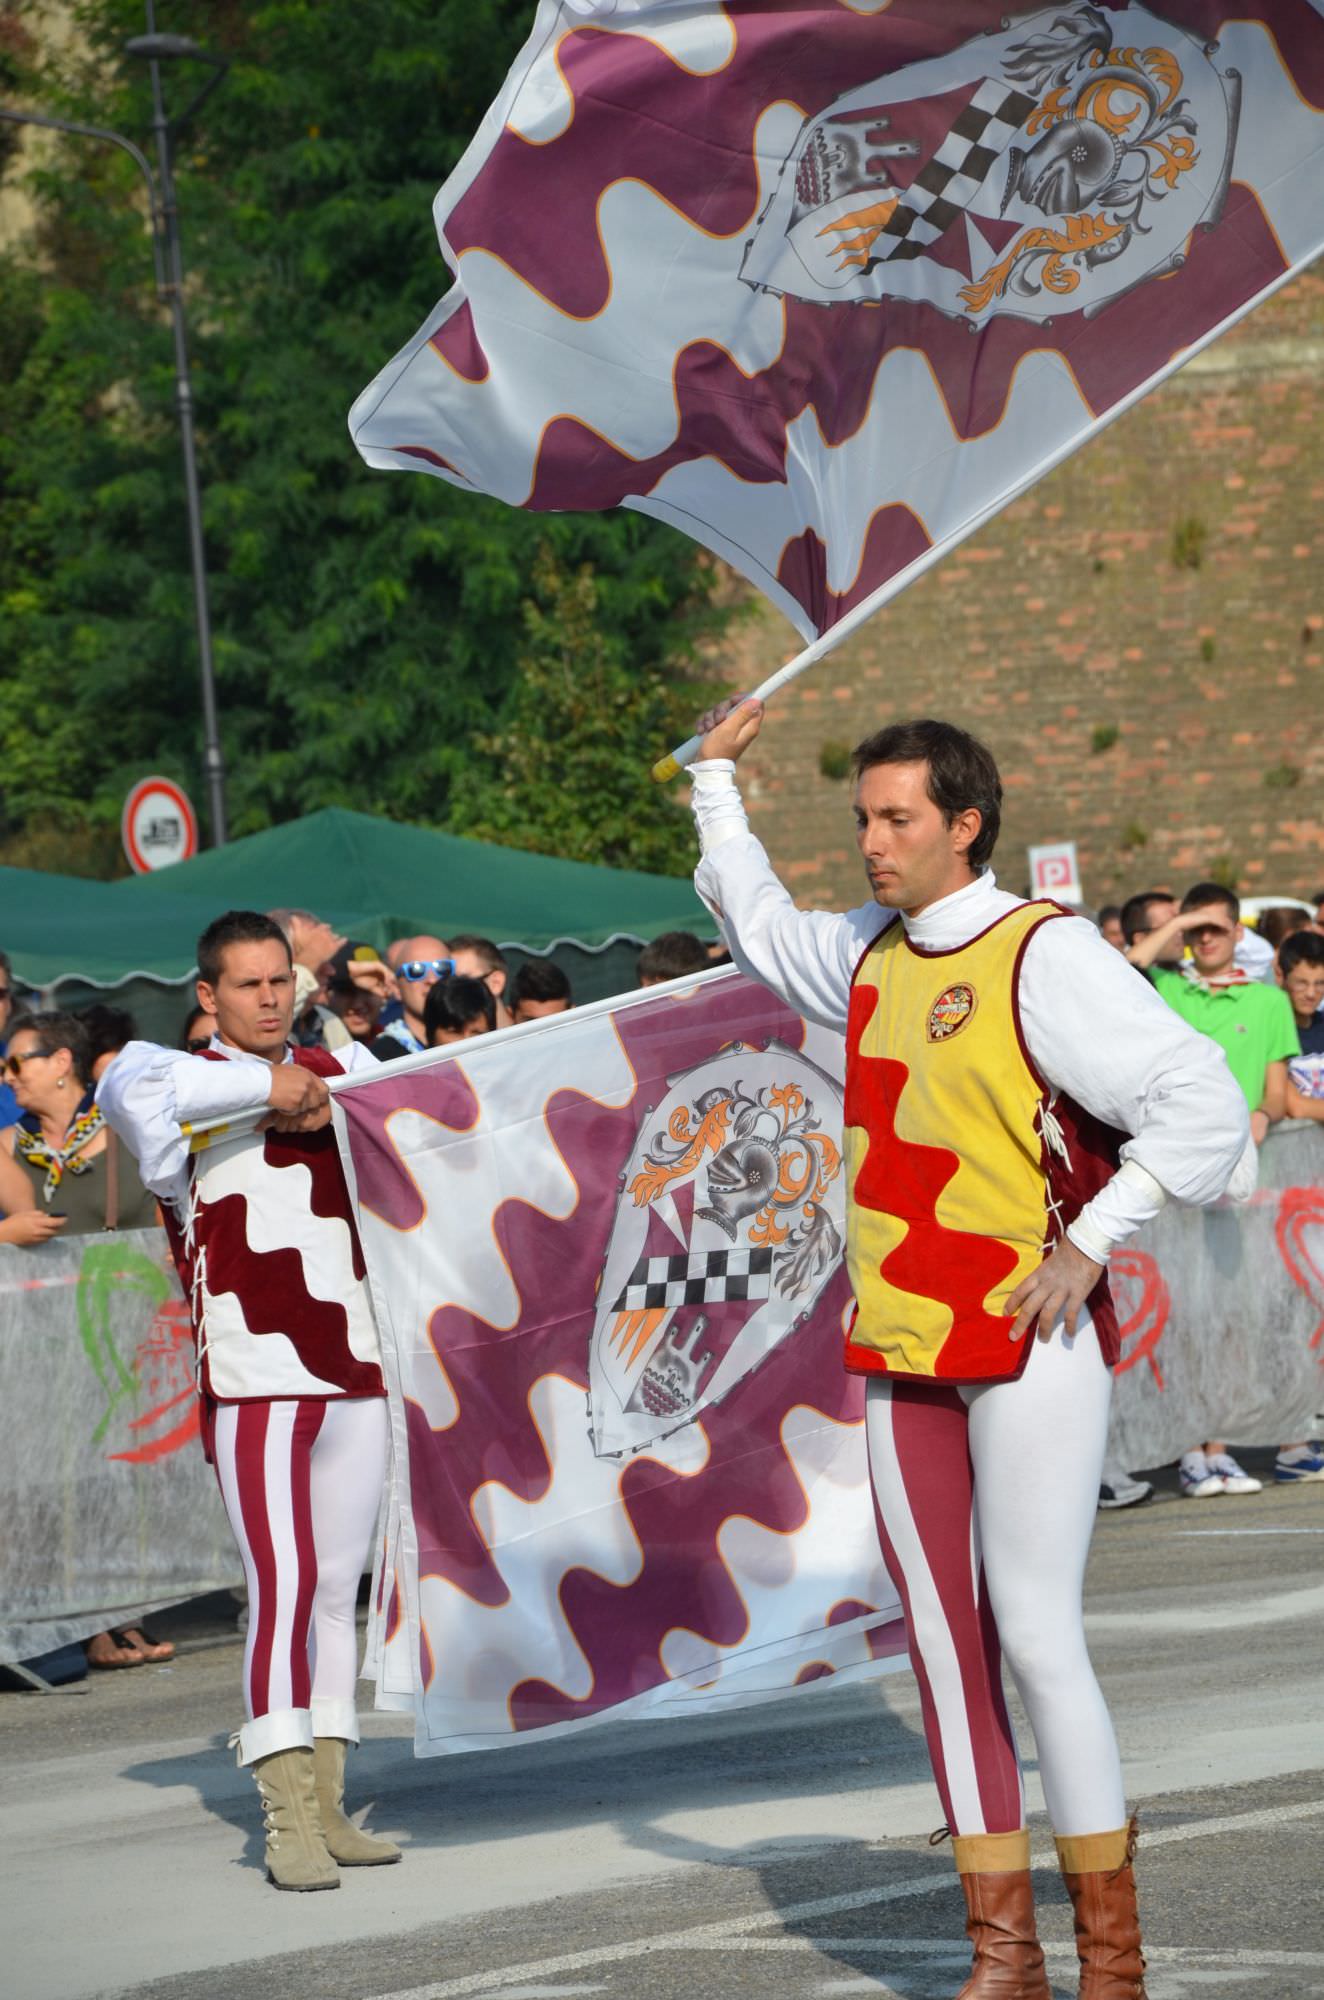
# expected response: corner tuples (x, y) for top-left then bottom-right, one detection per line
(98, 910), (400, 1893)
(687, 698), (1252, 2000)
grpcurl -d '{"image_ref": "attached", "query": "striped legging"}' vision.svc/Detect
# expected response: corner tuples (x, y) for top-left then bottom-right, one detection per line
(211, 1395), (388, 1765)
(866, 1320), (1126, 1837)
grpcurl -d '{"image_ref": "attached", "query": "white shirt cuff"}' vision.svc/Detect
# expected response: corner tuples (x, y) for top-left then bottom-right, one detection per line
(1067, 1157), (1169, 1262)
(687, 760), (749, 855)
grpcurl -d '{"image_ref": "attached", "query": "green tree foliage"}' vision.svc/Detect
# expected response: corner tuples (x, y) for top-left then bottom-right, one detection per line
(0, 1), (724, 875)
(452, 547), (720, 875)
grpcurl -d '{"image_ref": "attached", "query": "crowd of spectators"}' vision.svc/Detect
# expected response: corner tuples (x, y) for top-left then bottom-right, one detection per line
(0, 919), (726, 1682)
(1091, 879), (1324, 1508)
(1, 883), (1318, 1680)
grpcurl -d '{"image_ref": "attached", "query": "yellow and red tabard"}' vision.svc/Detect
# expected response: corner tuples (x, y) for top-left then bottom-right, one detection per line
(843, 900), (1115, 1383)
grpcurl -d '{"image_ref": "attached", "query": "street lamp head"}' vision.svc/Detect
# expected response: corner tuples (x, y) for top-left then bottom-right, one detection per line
(123, 33), (214, 62)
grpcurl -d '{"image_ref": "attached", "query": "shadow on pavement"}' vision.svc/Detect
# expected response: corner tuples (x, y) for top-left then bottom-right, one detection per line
(123, 1675), (934, 1887)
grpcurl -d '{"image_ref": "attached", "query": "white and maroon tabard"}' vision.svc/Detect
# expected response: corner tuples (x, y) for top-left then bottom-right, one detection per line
(163, 1046), (384, 1402)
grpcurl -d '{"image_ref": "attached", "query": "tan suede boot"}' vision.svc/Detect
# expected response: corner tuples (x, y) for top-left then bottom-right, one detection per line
(1055, 1819), (1147, 1999)
(949, 1829), (1051, 1999)
(252, 1746), (339, 1891)
(313, 1737), (402, 1866)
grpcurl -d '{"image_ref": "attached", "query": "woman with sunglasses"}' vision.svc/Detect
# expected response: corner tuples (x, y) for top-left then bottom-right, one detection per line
(0, 1012), (156, 1241)
(0, 1010), (167, 1670)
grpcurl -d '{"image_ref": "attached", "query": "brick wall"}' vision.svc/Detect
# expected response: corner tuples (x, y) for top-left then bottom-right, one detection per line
(719, 270), (1324, 914)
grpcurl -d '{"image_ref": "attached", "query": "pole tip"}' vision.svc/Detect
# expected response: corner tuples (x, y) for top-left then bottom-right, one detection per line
(651, 753), (682, 785)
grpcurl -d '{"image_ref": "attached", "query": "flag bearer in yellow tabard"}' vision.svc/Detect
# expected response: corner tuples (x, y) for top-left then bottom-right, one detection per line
(688, 697), (1251, 2000)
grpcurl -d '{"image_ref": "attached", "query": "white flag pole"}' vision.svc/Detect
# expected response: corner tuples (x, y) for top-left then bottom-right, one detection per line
(649, 245), (1324, 785)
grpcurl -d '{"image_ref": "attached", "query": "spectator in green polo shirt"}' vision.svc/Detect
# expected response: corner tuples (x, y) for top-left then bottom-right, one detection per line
(1135, 883), (1299, 1140)
(1133, 882), (1301, 1498)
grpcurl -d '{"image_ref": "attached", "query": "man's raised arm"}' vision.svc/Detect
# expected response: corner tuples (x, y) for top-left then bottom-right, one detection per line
(688, 696), (888, 1033)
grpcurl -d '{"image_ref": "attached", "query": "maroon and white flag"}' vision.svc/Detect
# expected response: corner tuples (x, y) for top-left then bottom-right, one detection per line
(350, 1), (1324, 640)
(331, 970), (905, 1754)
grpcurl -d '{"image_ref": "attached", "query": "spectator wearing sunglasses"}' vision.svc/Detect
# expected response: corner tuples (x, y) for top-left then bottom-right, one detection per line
(181, 1003), (220, 1053)
(370, 936), (453, 1061)
(0, 1012), (157, 1239)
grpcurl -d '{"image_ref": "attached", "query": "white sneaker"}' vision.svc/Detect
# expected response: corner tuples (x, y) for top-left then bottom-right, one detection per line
(1179, 1449), (1223, 1498)
(1207, 1450), (1263, 1495)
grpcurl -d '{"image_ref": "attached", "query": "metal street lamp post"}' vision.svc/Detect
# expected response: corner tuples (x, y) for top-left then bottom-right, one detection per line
(0, 6), (230, 844)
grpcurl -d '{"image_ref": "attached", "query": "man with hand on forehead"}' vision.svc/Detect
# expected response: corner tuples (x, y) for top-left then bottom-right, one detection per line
(98, 910), (401, 1892)
(687, 696), (1250, 2000)
(372, 935), (453, 1060)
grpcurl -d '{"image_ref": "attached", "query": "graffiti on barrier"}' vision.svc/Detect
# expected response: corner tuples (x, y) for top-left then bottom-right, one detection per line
(1110, 1248), (1170, 1389)
(75, 1241), (198, 1463)
(1275, 1186), (1324, 1354)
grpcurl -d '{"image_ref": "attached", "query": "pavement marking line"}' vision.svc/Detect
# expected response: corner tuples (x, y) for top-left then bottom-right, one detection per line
(1175, 1527), (1324, 1536)
(360, 1797), (1324, 2000)
(1086, 1581), (1324, 1631)
(675, 1938), (1324, 1967)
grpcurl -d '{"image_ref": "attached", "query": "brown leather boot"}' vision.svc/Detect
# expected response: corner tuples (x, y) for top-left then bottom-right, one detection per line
(949, 1829), (1052, 1998)
(1055, 1819), (1147, 1999)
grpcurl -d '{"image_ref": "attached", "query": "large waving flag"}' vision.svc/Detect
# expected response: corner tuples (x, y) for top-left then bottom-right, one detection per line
(331, 970), (905, 1754)
(350, 0), (1324, 643)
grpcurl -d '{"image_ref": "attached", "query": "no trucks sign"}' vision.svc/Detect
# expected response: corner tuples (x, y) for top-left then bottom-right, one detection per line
(121, 776), (199, 874)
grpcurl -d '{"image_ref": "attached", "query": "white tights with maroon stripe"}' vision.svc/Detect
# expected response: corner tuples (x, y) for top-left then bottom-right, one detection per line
(866, 1320), (1126, 1838)
(211, 1396), (388, 1765)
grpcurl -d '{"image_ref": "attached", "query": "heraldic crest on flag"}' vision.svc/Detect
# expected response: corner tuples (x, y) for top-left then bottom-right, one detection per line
(592, 1039), (844, 1458)
(742, 4), (1242, 322)
(351, 1), (1323, 646)
(331, 972), (903, 1753)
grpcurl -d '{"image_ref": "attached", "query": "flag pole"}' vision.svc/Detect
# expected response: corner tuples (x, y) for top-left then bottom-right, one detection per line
(647, 457), (1038, 784)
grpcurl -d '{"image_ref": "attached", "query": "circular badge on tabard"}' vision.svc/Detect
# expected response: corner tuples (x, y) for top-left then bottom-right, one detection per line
(121, 776), (199, 873)
(926, 982), (977, 1043)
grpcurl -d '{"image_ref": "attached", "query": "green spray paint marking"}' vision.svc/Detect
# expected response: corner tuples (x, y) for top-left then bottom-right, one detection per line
(76, 1242), (171, 1445)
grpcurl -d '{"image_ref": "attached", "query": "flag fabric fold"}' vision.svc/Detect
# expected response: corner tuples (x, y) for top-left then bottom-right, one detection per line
(331, 969), (905, 1755)
(350, 0), (1324, 641)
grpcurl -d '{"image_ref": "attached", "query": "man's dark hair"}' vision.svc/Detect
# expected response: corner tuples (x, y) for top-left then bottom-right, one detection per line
(1256, 906), (1309, 952)
(1180, 882), (1240, 922)
(1120, 890), (1175, 946)
(78, 1004), (137, 1066)
(0, 949), (10, 980)
(197, 910), (293, 987)
(447, 935), (507, 976)
(851, 719), (1002, 870)
(423, 975), (496, 1041)
(511, 959), (572, 1008)
(1279, 931), (1324, 979)
(637, 931), (710, 984)
(1097, 905), (1122, 927)
(8, 1009), (94, 1089)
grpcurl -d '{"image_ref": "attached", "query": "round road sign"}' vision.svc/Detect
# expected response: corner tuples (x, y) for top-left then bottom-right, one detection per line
(122, 776), (199, 874)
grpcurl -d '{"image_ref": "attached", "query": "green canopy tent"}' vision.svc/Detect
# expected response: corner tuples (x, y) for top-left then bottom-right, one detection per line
(108, 807), (711, 953)
(0, 864), (214, 988)
(3, 811), (714, 1040)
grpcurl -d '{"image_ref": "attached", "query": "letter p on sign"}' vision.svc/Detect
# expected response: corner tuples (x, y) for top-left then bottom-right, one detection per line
(1028, 841), (1082, 905)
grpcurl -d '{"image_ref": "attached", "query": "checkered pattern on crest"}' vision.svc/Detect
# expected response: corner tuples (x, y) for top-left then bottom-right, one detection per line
(613, 1245), (774, 1313)
(868, 79), (1036, 264)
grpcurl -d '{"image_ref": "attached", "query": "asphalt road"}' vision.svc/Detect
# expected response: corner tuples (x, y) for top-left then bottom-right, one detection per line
(3, 1461), (1321, 2000)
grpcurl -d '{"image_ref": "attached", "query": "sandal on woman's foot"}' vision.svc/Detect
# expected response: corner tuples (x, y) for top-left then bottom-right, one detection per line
(113, 1625), (175, 1663)
(86, 1629), (146, 1669)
